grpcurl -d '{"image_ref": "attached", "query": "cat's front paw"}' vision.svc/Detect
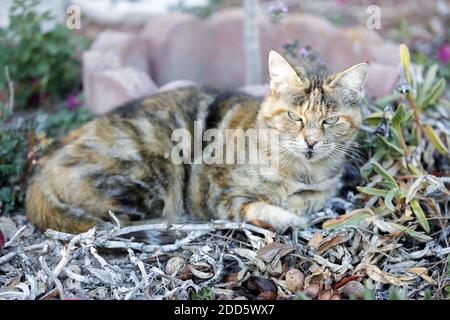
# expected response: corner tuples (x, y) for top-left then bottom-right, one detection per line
(272, 213), (307, 233)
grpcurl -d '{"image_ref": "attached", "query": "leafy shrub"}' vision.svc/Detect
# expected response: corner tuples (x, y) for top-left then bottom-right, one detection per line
(0, 0), (86, 109)
(356, 44), (449, 239)
(0, 100), (92, 215)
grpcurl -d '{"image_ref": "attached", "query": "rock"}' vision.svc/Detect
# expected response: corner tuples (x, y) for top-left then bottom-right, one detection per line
(365, 62), (399, 100)
(165, 256), (186, 277)
(202, 8), (246, 86)
(285, 269), (304, 293)
(158, 80), (198, 92)
(239, 84), (269, 97)
(0, 216), (18, 243)
(82, 50), (121, 112)
(341, 280), (365, 300)
(141, 13), (202, 85)
(142, 8), (399, 98)
(83, 30), (150, 113)
(303, 283), (321, 299)
(89, 67), (157, 114)
(90, 29), (149, 72)
(83, 8), (401, 113)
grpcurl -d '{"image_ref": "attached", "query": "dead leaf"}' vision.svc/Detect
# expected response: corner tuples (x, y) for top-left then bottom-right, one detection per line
(223, 273), (238, 283)
(257, 242), (294, 263)
(189, 263), (213, 279)
(307, 232), (323, 249)
(406, 267), (433, 283)
(362, 265), (415, 286)
(317, 234), (348, 255)
(242, 276), (277, 295)
(322, 209), (374, 230)
(256, 291), (277, 300)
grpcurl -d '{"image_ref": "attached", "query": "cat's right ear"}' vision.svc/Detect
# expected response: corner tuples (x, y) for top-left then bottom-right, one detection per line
(268, 50), (306, 93)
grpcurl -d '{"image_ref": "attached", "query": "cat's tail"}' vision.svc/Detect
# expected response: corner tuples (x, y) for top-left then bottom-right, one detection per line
(26, 175), (96, 234)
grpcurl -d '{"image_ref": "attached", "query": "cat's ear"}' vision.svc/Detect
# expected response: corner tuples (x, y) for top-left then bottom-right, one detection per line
(329, 62), (369, 93)
(268, 50), (306, 93)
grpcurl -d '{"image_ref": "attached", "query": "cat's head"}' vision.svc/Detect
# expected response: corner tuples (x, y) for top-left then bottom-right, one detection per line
(260, 50), (368, 163)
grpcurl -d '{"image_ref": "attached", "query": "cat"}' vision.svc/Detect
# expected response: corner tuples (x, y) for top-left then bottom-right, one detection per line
(26, 50), (368, 234)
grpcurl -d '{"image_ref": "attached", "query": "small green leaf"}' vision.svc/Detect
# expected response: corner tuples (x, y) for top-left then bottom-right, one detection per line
(419, 79), (446, 110)
(410, 199), (430, 234)
(357, 187), (389, 197)
(322, 209), (374, 230)
(378, 136), (404, 155)
(390, 223), (433, 242)
(374, 93), (401, 108)
(408, 164), (423, 176)
(191, 287), (215, 300)
(384, 188), (398, 212)
(423, 289), (432, 300)
(391, 104), (408, 128)
(371, 160), (398, 187)
(423, 124), (449, 155)
(422, 64), (438, 94)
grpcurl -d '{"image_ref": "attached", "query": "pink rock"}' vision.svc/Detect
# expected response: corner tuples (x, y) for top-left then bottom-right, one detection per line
(90, 67), (157, 114)
(368, 43), (400, 66)
(140, 13), (201, 85)
(365, 63), (399, 100)
(239, 84), (269, 97)
(142, 8), (399, 98)
(157, 80), (198, 92)
(82, 50), (121, 110)
(91, 29), (149, 72)
(202, 8), (246, 86)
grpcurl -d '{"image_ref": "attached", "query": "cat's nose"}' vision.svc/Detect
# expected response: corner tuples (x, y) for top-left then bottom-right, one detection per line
(306, 140), (318, 149)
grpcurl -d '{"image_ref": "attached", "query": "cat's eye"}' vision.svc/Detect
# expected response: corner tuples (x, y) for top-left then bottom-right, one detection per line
(287, 110), (302, 122)
(323, 117), (339, 125)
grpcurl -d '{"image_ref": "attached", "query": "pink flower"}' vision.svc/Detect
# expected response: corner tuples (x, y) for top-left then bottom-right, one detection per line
(438, 43), (450, 64)
(67, 94), (79, 110)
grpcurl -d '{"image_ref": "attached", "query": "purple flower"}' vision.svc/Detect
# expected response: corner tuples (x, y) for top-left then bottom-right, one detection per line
(267, 1), (289, 22)
(438, 43), (450, 64)
(67, 94), (79, 110)
(298, 47), (308, 58)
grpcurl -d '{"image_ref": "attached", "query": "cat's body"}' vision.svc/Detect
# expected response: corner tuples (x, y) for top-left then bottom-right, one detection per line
(26, 51), (368, 234)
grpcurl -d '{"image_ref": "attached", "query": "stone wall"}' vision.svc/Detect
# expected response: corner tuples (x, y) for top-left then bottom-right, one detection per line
(83, 8), (401, 114)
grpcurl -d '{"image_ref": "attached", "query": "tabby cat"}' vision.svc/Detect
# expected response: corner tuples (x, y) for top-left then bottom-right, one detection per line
(26, 51), (368, 234)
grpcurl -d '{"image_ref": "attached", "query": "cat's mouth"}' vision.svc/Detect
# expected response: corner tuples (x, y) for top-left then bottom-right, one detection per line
(305, 150), (314, 160)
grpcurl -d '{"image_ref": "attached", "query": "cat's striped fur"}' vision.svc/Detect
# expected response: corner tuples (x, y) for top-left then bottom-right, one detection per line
(26, 51), (368, 233)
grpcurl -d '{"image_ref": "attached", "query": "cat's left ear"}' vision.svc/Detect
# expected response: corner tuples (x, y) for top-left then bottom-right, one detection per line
(268, 50), (307, 93)
(329, 62), (369, 93)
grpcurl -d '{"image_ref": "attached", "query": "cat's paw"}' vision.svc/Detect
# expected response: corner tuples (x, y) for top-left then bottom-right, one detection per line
(272, 213), (307, 233)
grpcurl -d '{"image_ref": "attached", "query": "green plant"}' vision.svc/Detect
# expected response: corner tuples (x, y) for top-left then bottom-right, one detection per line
(355, 44), (449, 240)
(0, 102), (92, 215)
(191, 287), (215, 300)
(0, 0), (86, 109)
